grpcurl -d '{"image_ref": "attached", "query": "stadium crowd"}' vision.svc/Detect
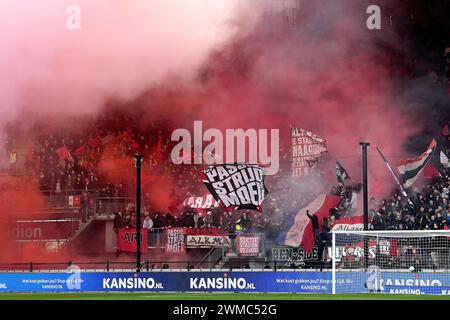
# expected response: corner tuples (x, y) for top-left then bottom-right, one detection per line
(368, 168), (450, 231)
(3, 109), (307, 239)
(4, 113), (450, 241)
(2, 41), (450, 241)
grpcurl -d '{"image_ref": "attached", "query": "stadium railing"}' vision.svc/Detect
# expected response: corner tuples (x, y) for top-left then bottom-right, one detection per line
(0, 259), (305, 272)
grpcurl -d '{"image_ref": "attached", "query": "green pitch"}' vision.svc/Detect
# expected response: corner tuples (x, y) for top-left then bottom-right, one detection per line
(0, 292), (449, 300)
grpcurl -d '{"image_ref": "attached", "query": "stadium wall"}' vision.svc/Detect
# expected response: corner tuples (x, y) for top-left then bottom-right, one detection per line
(0, 271), (449, 295)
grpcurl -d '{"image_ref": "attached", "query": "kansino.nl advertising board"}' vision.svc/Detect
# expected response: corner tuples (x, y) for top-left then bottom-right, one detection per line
(1, 271), (450, 295)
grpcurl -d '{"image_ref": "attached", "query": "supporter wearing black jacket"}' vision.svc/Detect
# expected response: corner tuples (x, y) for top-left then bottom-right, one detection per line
(113, 211), (123, 231)
(321, 217), (332, 241)
(371, 212), (385, 230)
(306, 210), (321, 242)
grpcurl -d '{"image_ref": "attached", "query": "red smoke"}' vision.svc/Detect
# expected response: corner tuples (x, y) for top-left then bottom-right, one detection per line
(0, 1), (438, 261)
(0, 176), (48, 262)
(0, 0), (422, 189)
(104, 0), (418, 198)
(97, 154), (178, 212)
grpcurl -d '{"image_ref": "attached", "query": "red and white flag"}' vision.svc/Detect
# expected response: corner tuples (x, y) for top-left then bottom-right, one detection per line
(182, 194), (219, 211)
(397, 138), (437, 188)
(284, 194), (341, 252)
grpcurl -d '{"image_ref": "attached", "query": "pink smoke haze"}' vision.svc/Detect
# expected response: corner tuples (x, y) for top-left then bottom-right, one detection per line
(0, 0), (441, 261)
(130, 1), (420, 197)
(0, 0), (424, 193)
(0, 0), (237, 123)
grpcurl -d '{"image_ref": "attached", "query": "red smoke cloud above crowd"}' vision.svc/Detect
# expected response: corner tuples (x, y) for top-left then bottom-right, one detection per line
(0, 1), (423, 183)
(0, 0), (442, 261)
(0, 0), (237, 150)
(108, 0), (420, 195)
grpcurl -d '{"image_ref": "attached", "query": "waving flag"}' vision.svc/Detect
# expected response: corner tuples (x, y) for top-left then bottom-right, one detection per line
(397, 138), (437, 188)
(284, 194), (341, 252)
(169, 194), (220, 215)
(55, 145), (74, 162)
(199, 164), (267, 211)
(335, 161), (350, 183)
(376, 146), (408, 197)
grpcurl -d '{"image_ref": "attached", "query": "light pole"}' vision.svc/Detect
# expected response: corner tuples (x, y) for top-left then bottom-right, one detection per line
(134, 154), (144, 272)
(359, 142), (370, 269)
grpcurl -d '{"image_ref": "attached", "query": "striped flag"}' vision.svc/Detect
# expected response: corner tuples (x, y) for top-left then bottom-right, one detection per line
(397, 138), (437, 189)
(284, 194), (341, 252)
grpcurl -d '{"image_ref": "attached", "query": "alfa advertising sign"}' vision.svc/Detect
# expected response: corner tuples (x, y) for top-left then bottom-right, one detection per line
(0, 271), (449, 294)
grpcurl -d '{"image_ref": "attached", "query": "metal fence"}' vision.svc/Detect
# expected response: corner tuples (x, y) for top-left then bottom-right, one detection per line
(40, 189), (132, 212)
(0, 259), (292, 272)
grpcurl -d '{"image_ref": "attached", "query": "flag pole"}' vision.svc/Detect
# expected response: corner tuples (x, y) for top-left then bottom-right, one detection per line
(134, 154), (144, 272)
(375, 146), (417, 213)
(376, 147), (408, 197)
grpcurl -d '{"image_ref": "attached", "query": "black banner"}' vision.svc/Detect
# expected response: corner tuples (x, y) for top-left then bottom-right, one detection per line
(199, 164), (267, 211)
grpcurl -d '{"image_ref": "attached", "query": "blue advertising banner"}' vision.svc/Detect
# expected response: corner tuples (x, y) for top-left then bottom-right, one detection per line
(0, 271), (331, 293)
(0, 271), (449, 295)
(336, 271), (450, 295)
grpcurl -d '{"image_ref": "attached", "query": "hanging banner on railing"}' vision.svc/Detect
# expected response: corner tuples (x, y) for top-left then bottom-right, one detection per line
(186, 235), (231, 247)
(237, 235), (260, 256)
(165, 227), (186, 254)
(117, 228), (147, 253)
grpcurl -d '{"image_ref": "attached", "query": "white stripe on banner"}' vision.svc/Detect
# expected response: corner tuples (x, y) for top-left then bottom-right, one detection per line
(397, 149), (433, 174)
(397, 154), (428, 174)
(397, 139), (436, 188)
